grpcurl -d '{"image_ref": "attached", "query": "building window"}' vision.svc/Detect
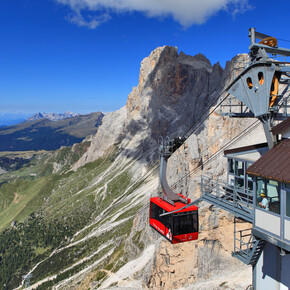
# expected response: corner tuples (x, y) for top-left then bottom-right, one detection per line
(286, 191), (290, 218)
(229, 159), (234, 174)
(235, 160), (244, 178)
(247, 175), (254, 191)
(235, 177), (244, 188)
(285, 184), (290, 218)
(228, 158), (253, 192)
(256, 178), (280, 214)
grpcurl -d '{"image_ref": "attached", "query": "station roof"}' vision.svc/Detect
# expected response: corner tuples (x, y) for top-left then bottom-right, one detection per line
(246, 139), (290, 183)
(271, 117), (290, 135)
(224, 143), (268, 162)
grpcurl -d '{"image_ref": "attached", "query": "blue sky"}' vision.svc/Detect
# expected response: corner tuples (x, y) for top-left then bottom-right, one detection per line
(1, 0), (290, 115)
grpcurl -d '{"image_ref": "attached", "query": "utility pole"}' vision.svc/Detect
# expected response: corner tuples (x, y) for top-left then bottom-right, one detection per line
(22, 273), (33, 288)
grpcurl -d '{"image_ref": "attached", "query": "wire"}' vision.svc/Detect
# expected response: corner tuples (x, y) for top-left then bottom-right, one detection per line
(180, 56), (249, 141)
(125, 57), (250, 199)
(277, 38), (290, 43)
(171, 120), (261, 190)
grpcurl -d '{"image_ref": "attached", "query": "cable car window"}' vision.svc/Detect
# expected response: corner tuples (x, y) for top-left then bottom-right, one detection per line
(173, 212), (198, 236)
(150, 202), (161, 220)
(246, 77), (253, 89)
(150, 202), (171, 228)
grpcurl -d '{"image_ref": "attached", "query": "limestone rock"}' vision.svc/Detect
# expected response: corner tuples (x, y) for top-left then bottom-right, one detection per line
(68, 47), (263, 289)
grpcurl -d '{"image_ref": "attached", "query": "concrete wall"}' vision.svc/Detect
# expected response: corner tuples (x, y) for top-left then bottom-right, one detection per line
(255, 209), (280, 236)
(255, 242), (290, 289)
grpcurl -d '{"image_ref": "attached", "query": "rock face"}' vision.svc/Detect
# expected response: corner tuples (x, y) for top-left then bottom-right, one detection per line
(74, 46), (225, 171)
(67, 47), (261, 289)
(21, 47), (265, 289)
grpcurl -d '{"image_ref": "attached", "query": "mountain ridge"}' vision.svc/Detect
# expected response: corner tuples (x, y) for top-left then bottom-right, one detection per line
(27, 111), (80, 122)
(0, 112), (104, 151)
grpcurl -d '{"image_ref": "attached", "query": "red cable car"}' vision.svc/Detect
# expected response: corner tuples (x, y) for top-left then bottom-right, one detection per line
(149, 137), (199, 244)
(149, 196), (198, 244)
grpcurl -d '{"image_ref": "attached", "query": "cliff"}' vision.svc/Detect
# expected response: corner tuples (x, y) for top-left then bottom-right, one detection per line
(2, 47), (267, 289)
(66, 47), (261, 288)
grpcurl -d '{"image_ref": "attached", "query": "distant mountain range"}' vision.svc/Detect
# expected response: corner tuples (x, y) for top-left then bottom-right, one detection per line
(27, 111), (80, 121)
(0, 112), (104, 151)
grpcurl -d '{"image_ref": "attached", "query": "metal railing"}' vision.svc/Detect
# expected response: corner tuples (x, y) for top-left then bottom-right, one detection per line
(220, 94), (290, 119)
(219, 98), (253, 117)
(277, 95), (290, 117)
(233, 228), (253, 258)
(233, 227), (265, 266)
(201, 175), (254, 222)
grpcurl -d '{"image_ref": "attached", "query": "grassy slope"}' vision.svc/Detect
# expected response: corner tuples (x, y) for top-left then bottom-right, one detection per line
(0, 142), (147, 289)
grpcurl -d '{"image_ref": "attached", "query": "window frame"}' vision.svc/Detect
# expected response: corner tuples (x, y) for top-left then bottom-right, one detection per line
(227, 157), (253, 191)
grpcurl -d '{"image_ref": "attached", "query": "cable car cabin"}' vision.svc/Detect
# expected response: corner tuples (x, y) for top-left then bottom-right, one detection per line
(149, 197), (198, 244)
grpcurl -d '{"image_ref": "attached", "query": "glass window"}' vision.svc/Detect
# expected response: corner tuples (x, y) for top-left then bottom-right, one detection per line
(266, 180), (280, 214)
(285, 183), (290, 189)
(229, 159), (234, 174)
(246, 162), (253, 170)
(235, 177), (244, 188)
(256, 178), (280, 214)
(247, 175), (253, 191)
(235, 161), (244, 178)
(173, 212), (198, 236)
(286, 191), (290, 218)
(150, 202), (172, 230)
(248, 180), (254, 191)
(256, 178), (265, 196)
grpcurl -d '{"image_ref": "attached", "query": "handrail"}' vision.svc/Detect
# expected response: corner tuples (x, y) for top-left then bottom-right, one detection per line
(201, 175), (254, 221)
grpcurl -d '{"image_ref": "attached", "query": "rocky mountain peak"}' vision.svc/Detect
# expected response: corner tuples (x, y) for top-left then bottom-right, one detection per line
(74, 45), (227, 170)
(126, 45), (225, 142)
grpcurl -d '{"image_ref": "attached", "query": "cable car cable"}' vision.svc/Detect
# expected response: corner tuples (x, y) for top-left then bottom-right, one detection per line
(127, 58), (250, 199)
(171, 120), (260, 190)
(161, 121), (261, 216)
(172, 120), (260, 188)
(115, 59), (252, 202)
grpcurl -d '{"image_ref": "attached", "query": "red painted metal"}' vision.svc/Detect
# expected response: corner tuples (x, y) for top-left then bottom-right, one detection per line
(150, 196), (197, 212)
(149, 197), (198, 244)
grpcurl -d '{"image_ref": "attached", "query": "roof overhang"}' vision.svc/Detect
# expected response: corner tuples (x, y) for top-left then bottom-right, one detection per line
(246, 139), (290, 183)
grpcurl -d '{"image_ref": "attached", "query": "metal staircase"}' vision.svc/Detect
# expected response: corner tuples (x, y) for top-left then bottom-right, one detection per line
(201, 175), (254, 222)
(232, 228), (265, 266)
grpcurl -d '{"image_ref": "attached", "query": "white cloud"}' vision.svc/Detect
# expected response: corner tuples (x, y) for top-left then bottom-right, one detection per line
(56, 0), (252, 29)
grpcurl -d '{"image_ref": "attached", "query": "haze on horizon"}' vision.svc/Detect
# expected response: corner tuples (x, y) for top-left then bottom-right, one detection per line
(1, 0), (290, 115)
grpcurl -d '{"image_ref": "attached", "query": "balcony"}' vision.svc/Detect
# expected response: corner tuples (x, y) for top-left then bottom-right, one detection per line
(201, 175), (254, 222)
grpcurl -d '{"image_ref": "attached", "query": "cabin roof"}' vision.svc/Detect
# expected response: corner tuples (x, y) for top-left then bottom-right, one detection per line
(224, 143), (268, 155)
(271, 117), (290, 135)
(224, 143), (268, 162)
(246, 139), (290, 183)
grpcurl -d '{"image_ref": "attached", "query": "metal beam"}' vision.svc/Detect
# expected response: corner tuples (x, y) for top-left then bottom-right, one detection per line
(250, 43), (290, 57)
